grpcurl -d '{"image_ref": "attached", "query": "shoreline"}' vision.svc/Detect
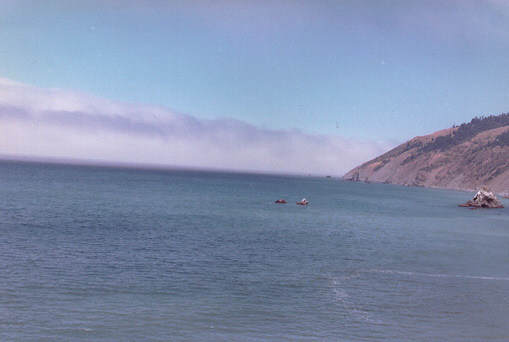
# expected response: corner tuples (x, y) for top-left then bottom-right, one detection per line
(341, 178), (509, 197)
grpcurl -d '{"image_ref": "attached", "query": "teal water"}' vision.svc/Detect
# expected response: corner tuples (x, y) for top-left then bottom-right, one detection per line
(1, 160), (508, 341)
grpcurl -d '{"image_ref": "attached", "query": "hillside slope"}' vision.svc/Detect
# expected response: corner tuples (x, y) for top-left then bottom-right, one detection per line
(343, 114), (509, 193)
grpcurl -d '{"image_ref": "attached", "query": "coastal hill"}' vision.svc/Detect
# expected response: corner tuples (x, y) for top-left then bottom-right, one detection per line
(343, 113), (509, 193)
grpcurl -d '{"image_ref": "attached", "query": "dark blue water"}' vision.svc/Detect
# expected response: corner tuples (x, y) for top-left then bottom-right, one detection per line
(1, 160), (508, 341)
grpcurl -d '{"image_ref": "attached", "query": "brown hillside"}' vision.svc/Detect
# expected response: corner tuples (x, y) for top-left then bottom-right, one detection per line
(343, 119), (509, 193)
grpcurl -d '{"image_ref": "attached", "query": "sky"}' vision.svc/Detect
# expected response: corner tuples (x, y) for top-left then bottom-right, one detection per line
(0, 0), (508, 175)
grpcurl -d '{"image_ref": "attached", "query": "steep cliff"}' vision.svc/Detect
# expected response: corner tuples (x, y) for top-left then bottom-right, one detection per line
(343, 114), (509, 193)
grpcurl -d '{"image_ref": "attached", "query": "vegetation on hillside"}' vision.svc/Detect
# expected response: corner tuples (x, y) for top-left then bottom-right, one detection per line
(489, 130), (509, 147)
(420, 113), (509, 152)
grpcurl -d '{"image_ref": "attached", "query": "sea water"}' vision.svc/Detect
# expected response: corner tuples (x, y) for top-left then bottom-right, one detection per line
(0, 160), (508, 341)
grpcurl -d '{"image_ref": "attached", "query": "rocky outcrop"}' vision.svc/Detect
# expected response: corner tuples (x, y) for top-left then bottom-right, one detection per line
(459, 187), (504, 208)
(343, 114), (509, 194)
(296, 198), (308, 205)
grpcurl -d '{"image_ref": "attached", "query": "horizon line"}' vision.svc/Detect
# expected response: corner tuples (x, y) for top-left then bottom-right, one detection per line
(0, 154), (340, 179)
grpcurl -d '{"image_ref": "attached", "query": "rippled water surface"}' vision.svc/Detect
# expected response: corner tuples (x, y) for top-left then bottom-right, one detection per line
(1, 160), (508, 341)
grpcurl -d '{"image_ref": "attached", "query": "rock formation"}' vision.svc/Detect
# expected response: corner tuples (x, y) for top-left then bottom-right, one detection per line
(459, 186), (504, 208)
(296, 198), (308, 205)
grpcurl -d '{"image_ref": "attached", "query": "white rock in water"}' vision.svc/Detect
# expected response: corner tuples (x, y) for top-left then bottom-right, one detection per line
(459, 186), (504, 208)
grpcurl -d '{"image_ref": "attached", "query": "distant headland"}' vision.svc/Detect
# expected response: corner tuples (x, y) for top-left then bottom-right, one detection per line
(343, 113), (509, 194)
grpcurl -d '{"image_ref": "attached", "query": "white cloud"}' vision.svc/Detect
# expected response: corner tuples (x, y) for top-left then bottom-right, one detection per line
(0, 77), (394, 175)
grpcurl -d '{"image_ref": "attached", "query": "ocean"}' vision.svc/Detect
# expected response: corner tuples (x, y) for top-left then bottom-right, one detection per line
(1, 160), (508, 341)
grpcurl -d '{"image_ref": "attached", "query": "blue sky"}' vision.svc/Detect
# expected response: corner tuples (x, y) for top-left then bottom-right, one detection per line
(0, 0), (508, 175)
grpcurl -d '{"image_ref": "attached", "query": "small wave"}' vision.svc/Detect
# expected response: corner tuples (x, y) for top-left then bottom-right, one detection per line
(331, 279), (349, 301)
(329, 277), (383, 325)
(366, 269), (509, 281)
(351, 309), (383, 325)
